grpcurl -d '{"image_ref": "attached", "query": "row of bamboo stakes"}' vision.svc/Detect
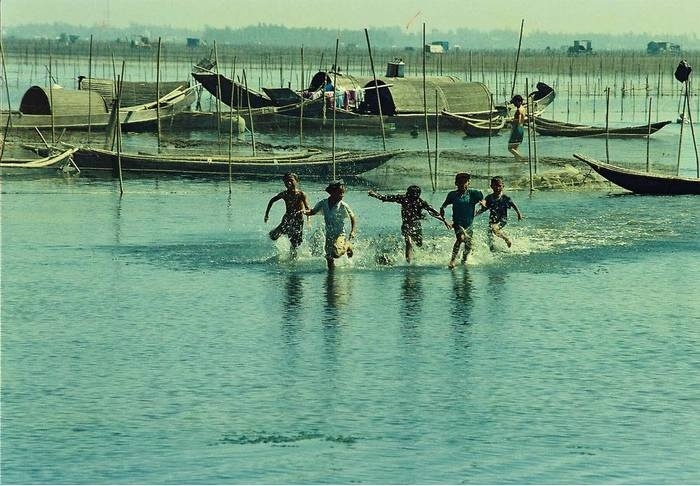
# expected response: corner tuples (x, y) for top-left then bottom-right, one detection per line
(2, 25), (699, 193)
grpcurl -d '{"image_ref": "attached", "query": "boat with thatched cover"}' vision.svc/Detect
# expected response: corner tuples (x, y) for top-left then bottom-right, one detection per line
(193, 59), (502, 131)
(0, 83), (197, 132)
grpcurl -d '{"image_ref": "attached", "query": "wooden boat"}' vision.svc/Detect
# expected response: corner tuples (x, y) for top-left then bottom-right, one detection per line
(78, 77), (191, 106)
(67, 145), (401, 178)
(443, 111), (505, 136)
(496, 82), (556, 117)
(192, 60), (275, 109)
(533, 118), (672, 137)
(0, 147), (79, 169)
(573, 153), (700, 195)
(194, 60), (498, 130)
(0, 84), (197, 132)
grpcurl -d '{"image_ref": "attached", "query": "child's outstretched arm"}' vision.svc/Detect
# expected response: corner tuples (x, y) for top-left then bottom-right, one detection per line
(424, 201), (448, 224)
(368, 189), (388, 201)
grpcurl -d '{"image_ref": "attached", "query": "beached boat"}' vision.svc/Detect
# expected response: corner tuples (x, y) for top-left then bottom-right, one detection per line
(67, 145), (401, 178)
(194, 59), (499, 131)
(0, 84), (198, 132)
(533, 118), (672, 137)
(0, 146), (79, 169)
(573, 153), (700, 195)
(442, 111), (505, 136)
(496, 82), (556, 117)
(78, 77), (191, 106)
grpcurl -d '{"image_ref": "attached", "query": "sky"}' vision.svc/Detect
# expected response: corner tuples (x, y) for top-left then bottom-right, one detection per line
(1, 0), (698, 36)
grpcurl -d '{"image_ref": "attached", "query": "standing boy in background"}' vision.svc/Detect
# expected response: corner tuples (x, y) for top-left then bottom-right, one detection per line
(439, 173), (484, 269)
(508, 94), (526, 160)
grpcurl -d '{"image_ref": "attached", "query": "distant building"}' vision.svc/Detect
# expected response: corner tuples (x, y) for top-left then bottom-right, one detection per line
(647, 41), (681, 55)
(57, 33), (80, 45)
(131, 36), (151, 48)
(568, 40), (592, 55)
(187, 37), (205, 48)
(431, 40), (449, 52)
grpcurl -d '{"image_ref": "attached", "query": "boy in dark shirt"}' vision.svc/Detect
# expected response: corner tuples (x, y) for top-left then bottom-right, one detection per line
(369, 185), (449, 263)
(476, 176), (523, 250)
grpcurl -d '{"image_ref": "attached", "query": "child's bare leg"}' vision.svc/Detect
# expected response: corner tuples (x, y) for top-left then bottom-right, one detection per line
(508, 144), (524, 160)
(449, 240), (461, 268)
(491, 223), (512, 247)
(405, 236), (413, 263)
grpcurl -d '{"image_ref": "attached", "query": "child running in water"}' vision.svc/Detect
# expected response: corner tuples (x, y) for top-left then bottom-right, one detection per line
(439, 172), (485, 269)
(368, 185), (449, 263)
(302, 180), (357, 270)
(476, 176), (523, 250)
(264, 172), (310, 258)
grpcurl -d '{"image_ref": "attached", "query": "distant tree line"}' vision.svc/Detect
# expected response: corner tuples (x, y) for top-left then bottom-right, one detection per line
(3, 22), (699, 51)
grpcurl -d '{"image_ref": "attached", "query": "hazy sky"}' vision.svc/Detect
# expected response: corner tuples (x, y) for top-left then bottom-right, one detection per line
(2, 0), (698, 36)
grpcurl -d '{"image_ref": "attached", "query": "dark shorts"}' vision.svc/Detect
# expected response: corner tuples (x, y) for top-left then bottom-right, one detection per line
(508, 125), (524, 144)
(453, 224), (473, 241)
(401, 221), (423, 246)
(269, 214), (304, 248)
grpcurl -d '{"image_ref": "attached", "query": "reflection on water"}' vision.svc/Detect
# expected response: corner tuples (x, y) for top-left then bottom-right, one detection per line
(400, 268), (424, 340)
(281, 272), (304, 349)
(323, 271), (353, 317)
(450, 269), (474, 326)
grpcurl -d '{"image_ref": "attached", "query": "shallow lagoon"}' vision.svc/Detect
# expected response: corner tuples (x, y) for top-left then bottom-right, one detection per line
(2, 169), (699, 483)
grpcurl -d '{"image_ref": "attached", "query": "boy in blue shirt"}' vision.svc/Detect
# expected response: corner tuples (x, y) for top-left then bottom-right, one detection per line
(439, 172), (485, 268)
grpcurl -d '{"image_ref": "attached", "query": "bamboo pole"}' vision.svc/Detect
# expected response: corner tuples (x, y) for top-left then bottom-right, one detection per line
(214, 41), (222, 147)
(243, 69), (256, 155)
(228, 62), (235, 193)
(332, 37), (339, 181)
(511, 19), (524, 100)
(0, 40), (12, 161)
(87, 35), (93, 143)
(605, 87), (610, 163)
(646, 96), (652, 171)
(434, 89), (439, 190)
(421, 23), (435, 191)
(299, 45), (304, 148)
(49, 54), (55, 144)
(364, 28), (386, 151)
(156, 37), (162, 151)
(679, 79), (699, 177)
(116, 63), (125, 195)
(525, 78), (533, 193)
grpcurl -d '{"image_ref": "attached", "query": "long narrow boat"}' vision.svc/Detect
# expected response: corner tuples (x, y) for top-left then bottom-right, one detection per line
(68, 146), (401, 178)
(0, 85), (198, 131)
(533, 118), (672, 137)
(442, 111), (505, 136)
(573, 153), (700, 195)
(0, 147), (79, 169)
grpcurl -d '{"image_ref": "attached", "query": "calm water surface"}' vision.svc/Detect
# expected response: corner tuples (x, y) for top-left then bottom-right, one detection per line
(1, 169), (699, 483)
